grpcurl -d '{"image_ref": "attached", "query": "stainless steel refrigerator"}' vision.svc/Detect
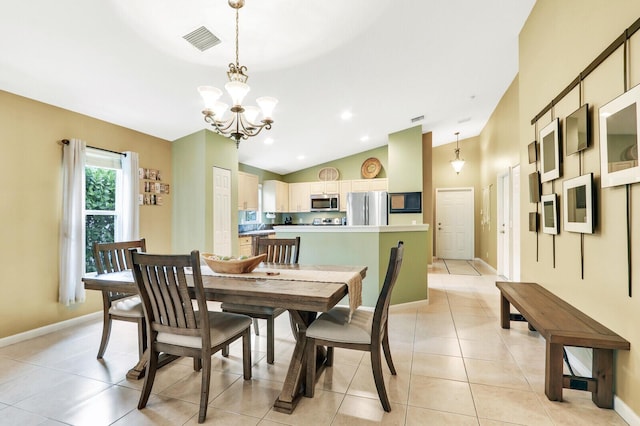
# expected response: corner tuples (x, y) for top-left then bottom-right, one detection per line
(346, 191), (388, 226)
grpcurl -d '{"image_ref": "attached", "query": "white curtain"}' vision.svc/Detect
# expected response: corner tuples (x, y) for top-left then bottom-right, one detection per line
(121, 151), (139, 241)
(59, 139), (86, 305)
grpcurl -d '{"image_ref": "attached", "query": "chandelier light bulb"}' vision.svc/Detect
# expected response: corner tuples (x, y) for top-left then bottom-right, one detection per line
(243, 105), (260, 124)
(257, 97), (278, 120)
(212, 101), (229, 121)
(198, 86), (222, 109)
(225, 81), (250, 106)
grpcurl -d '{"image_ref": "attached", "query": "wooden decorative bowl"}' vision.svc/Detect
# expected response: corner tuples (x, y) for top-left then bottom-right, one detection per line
(201, 253), (267, 274)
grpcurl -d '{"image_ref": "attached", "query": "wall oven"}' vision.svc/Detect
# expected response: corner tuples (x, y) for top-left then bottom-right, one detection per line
(310, 194), (339, 211)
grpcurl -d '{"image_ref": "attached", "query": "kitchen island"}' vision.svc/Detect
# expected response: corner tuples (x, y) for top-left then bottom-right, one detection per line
(274, 224), (430, 307)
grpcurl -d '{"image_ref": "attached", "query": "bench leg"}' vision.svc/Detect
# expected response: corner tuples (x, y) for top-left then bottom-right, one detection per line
(500, 293), (510, 329)
(545, 342), (563, 402)
(592, 349), (614, 408)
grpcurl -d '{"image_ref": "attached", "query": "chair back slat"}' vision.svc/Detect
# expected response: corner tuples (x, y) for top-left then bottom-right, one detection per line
(255, 237), (300, 264)
(372, 241), (404, 344)
(132, 250), (208, 342)
(93, 239), (147, 274)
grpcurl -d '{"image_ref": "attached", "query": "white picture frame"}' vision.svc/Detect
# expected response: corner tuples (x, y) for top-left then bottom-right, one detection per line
(541, 193), (559, 235)
(540, 119), (561, 183)
(599, 84), (640, 188)
(562, 173), (594, 234)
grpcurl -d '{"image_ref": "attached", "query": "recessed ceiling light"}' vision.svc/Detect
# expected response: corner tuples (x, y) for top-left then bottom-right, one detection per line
(341, 110), (353, 120)
(264, 137), (274, 145)
(360, 135), (370, 142)
(297, 155), (305, 160)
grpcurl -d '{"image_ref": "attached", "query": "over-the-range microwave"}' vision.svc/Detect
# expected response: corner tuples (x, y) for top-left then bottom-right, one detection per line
(310, 193), (339, 211)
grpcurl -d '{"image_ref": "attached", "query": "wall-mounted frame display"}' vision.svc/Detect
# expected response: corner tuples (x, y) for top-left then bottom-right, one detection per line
(528, 141), (538, 164)
(540, 119), (561, 182)
(529, 212), (539, 232)
(565, 104), (590, 156)
(563, 173), (594, 234)
(599, 84), (640, 188)
(541, 193), (559, 235)
(528, 171), (541, 203)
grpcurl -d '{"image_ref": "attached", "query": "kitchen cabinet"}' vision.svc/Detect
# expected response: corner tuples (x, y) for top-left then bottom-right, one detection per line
(350, 178), (388, 192)
(238, 235), (253, 257)
(289, 182), (310, 212)
(263, 180), (289, 213)
(237, 171), (259, 211)
(339, 180), (351, 211)
(309, 180), (339, 195)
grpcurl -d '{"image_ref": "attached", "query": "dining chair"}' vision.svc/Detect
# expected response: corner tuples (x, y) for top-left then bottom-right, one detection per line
(92, 238), (147, 359)
(131, 249), (252, 424)
(221, 236), (301, 364)
(304, 241), (404, 412)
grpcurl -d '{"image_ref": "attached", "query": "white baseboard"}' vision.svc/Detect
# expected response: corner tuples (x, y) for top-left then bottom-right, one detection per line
(473, 257), (496, 274)
(0, 312), (101, 348)
(564, 347), (639, 424)
(615, 395), (640, 426)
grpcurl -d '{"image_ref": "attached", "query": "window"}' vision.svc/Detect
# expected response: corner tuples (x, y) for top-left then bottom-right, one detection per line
(84, 149), (123, 272)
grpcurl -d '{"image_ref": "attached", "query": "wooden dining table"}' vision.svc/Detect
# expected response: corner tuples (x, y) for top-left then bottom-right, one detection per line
(82, 262), (367, 414)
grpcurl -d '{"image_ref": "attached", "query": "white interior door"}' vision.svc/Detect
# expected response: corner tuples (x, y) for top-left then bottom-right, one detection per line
(213, 167), (231, 256)
(435, 188), (474, 260)
(497, 171), (511, 279)
(511, 165), (521, 281)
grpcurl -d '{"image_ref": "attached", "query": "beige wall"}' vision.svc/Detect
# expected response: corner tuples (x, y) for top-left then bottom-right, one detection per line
(519, 0), (640, 413)
(478, 77), (521, 268)
(430, 76), (520, 268)
(432, 135), (482, 259)
(0, 90), (172, 338)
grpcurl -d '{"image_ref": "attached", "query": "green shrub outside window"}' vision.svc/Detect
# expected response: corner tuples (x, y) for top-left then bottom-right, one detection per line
(85, 166), (117, 273)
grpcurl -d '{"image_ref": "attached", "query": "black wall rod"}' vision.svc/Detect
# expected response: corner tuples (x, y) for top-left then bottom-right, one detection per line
(531, 16), (640, 125)
(61, 139), (126, 157)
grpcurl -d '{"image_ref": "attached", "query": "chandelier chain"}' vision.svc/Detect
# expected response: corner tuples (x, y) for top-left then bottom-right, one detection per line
(235, 7), (240, 67)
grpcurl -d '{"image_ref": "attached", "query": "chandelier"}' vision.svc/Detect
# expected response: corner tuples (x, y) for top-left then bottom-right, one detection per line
(198, 0), (277, 148)
(450, 132), (465, 174)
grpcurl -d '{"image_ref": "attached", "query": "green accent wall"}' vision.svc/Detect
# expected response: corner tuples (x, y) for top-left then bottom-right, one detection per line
(239, 163), (284, 183)
(276, 229), (429, 306)
(284, 146), (388, 183)
(379, 230), (429, 304)
(388, 125), (424, 225)
(172, 130), (239, 254)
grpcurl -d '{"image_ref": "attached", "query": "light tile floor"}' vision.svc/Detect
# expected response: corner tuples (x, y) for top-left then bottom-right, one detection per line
(0, 264), (629, 425)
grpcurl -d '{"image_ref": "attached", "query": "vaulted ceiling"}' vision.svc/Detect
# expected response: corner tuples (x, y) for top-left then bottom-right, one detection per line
(0, 0), (535, 174)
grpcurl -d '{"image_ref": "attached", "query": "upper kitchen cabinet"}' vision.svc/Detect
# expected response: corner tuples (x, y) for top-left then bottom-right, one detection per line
(263, 180), (289, 213)
(350, 178), (388, 192)
(289, 182), (310, 212)
(339, 180), (351, 212)
(238, 171), (259, 211)
(309, 180), (340, 195)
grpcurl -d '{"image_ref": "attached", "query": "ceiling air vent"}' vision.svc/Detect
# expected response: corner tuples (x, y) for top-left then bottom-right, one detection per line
(183, 26), (221, 52)
(410, 115), (424, 123)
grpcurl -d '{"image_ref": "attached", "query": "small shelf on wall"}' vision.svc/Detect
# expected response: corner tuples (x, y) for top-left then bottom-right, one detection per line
(139, 167), (169, 206)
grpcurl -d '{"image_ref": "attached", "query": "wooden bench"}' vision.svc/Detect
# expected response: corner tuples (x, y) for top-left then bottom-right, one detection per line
(496, 281), (630, 408)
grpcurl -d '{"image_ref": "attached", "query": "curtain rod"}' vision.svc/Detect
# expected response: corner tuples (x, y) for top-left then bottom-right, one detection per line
(61, 139), (127, 157)
(531, 16), (640, 125)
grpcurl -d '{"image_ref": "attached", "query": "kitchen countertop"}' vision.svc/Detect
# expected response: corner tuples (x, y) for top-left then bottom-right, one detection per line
(273, 224), (429, 233)
(238, 229), (276, 236)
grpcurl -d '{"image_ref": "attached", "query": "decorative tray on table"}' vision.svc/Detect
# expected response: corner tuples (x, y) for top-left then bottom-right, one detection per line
(201, 253), (267, 274)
